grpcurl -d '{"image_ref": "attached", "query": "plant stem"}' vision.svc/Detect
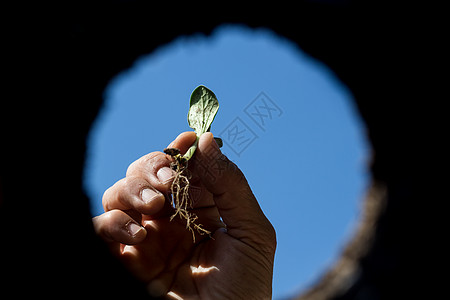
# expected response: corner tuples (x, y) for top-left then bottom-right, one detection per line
(182, 135), (199, 161)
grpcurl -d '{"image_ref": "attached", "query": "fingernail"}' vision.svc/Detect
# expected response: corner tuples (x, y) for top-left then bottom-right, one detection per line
(141, 188), (160, 204)
(157, 167), (175, 184)
(126, 221), (144, 237)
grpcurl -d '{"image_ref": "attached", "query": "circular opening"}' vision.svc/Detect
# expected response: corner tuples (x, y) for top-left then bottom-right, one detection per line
(84, 25), (371, 299)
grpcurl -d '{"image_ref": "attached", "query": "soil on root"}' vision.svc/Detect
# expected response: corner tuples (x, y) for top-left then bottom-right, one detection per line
(164, 147), (211, 242)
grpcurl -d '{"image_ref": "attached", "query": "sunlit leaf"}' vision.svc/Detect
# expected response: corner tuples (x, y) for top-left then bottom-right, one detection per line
(188, 85), (219, 135)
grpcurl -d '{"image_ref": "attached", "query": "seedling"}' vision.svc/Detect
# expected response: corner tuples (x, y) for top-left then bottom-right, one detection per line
(163, 85), (221, 241)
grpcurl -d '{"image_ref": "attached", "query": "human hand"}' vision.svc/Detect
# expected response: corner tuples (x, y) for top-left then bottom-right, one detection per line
(93, 131), (276, 299)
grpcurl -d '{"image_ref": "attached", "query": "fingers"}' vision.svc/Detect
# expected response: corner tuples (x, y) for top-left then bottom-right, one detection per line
(93, 209), (147, 245)
(102, 176), (166, 215)
(194, 132), (276, 247)
(95, 131), (203, 249)
(125, 132), (197, 192)
(167, 131), (198, 153)
(103, 132), (199, 215)
(126, 152), (176, 192)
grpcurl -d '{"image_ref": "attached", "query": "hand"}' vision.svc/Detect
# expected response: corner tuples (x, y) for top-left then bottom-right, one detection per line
(92, 132), (276, 299)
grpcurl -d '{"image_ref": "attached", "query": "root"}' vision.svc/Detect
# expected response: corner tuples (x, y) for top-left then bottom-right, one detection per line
(164, 148), (211, 242)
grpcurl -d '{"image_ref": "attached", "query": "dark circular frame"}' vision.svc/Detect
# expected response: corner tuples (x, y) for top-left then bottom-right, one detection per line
(1, 2), (423, 299)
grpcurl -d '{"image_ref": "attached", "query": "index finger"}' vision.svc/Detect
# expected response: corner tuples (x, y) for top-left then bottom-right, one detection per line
(125, 132), (198, 192)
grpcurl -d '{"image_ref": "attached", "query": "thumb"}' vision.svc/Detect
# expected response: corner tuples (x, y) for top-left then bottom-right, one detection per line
(194, 132), (275, 245)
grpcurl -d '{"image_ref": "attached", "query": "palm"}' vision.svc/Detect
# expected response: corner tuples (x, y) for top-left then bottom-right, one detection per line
(120, 184), (269, 299)
(118, 181), (220, 294)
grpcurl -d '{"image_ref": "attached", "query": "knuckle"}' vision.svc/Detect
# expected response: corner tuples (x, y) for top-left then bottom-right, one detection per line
(102, 179), (127, 211)
(93, 213), (112, 236)
(120, 177), (132, 191)
(124, 176), (148, 190)
(102, 186), (115, 211)
(126, 151), (166, 177)
(93, 211), (122, 242)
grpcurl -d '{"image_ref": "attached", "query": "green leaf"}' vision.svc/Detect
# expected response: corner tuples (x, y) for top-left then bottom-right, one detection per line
(188, 85), (219, 135)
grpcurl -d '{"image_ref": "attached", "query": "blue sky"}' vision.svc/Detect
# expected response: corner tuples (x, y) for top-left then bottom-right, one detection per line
(83, 25), (370, 299)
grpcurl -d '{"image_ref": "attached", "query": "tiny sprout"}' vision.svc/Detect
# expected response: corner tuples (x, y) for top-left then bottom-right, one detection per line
(163, 85), (222, 242)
